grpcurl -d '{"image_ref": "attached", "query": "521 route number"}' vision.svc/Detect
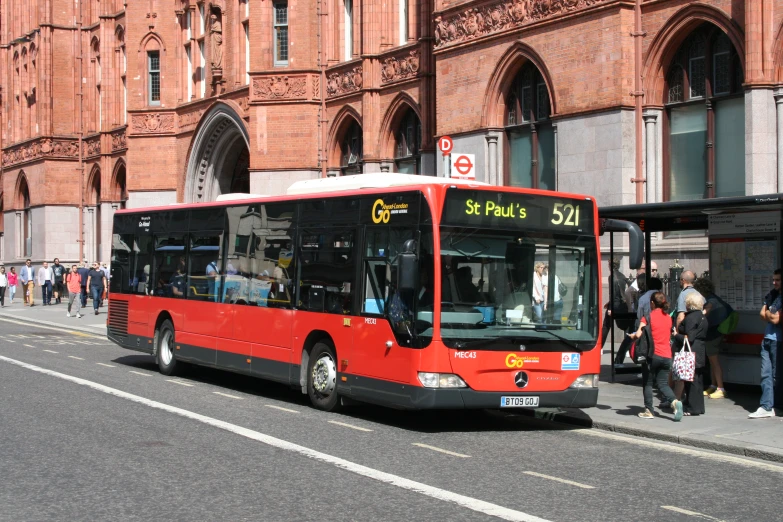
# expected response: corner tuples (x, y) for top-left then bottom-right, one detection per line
(551, 203), (580, 227)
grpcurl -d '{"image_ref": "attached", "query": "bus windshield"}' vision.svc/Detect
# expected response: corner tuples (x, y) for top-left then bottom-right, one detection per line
(434, 227), (598, 350)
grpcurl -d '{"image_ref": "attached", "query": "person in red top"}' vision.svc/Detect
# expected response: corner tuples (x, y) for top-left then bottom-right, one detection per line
(629, 291), (683, 421)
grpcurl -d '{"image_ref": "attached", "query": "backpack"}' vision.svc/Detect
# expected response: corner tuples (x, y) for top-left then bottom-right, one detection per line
(631, 314), (654, 364)
(717, 310), (739, 335)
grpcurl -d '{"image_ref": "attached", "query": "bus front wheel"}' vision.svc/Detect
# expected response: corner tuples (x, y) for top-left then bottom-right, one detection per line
(307, 342), (342, 412)
(155, 319), (179, 376)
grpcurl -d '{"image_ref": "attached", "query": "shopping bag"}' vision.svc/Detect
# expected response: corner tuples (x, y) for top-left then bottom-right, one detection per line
(672, 336), (696, 382)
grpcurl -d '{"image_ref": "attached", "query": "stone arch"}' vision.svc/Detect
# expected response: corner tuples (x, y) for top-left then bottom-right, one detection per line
(14, 171), (30, 210)
(86, 165), (102, 206)
(482, 41), (557, 128)
(138, 32), (166, 53)
(643, 3), (745, 106)
(327, 105), (363, 168)
(110, 159), (128, 204)
(185, 102), (250, 203)
(115, 24), (125, 41)
(379, 92), (422, 159)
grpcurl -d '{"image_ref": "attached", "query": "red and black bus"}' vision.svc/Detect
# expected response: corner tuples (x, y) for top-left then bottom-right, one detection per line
(108, 174), (641, 411)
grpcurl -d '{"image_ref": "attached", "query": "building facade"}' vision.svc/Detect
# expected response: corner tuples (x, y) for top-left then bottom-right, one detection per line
(1, 0), (783, 270)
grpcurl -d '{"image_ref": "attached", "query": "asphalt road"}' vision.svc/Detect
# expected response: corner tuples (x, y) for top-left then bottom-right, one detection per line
(1, 316), (781, 522)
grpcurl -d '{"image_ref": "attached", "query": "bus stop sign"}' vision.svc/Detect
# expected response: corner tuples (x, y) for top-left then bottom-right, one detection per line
(438, 136), (453, 156)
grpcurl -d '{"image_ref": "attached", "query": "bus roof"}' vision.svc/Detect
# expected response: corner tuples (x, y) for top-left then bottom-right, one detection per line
(286, 173), (488, 195)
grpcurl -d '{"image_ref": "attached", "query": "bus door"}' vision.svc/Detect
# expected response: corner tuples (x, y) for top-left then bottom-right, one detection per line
(351, 226), (419, 383)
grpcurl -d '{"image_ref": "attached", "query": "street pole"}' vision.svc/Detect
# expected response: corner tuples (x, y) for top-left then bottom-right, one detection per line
(77, 0), (85, 263)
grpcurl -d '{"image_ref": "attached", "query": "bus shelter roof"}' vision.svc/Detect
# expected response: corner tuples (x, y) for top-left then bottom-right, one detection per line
(599, 193), (783, 232)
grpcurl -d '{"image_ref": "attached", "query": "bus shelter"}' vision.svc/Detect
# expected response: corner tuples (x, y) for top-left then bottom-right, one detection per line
(600, 194), (783, 384)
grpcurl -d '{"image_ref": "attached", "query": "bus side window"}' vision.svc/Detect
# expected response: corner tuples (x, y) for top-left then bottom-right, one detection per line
(153, 235), (186, 298)
(299, 228), (355, 314)
(187, 234), (224, 302)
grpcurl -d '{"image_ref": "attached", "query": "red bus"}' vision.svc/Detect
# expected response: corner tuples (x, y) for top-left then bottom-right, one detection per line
(108, 174), (641, 411)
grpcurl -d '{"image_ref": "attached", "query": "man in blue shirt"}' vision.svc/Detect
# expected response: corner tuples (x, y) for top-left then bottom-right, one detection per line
(749, 268), (783, 418)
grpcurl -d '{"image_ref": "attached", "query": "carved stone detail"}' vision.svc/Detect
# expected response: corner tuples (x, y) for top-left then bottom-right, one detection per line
(111, 129), (128, 152)
(252, 76), (308, 100)
(178, 109), (206, 131)
(326, 66), (363, 98)
(2, 138), (82, 167)
(131, 113), (176, 134)
(381, 50), (421, 84)
(434, 0), (606, 49)
(312, 75), (320, 100)
(83, 136), (101, 158)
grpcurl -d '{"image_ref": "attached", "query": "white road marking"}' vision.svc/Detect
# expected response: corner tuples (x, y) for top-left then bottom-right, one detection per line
(329, 420), (374, 432)
(167, 379), (194, 387)
(87, 324), (106, 328)
(522, 471), (594, 489)
(213, 392), (242, 399)
(661, 506), (725, 521)
(576, 429), (783, 473)
(43, 350), (59, 354)
(0, 316), (105, 338)
(412, 443), (471, 458)
(0, 355), (551, 522)
(5, 339), (14, 343)
(129, 370), (151, 377)
(24, 344), (34, 348)
(96, 363), (116, 368)
(265, 404), (299, 413)
(67, 356), (85, 361)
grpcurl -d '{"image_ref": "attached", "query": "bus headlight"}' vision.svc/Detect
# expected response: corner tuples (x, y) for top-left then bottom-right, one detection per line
(418, 372), (467, 388)
(569, 374), (599, 388)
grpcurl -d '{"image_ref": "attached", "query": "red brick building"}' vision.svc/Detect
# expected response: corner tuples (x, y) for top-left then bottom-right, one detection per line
(1, 0), (783, 270)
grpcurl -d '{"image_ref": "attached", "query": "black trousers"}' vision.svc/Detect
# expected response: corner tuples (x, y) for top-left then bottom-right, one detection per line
(683, 368), (706, 415)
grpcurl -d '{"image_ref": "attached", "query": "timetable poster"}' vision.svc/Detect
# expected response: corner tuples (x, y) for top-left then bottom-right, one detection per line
(710, 238), (778, 311)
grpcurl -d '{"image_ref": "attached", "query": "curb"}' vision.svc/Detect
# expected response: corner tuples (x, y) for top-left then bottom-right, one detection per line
(0, 313), (107, 336)
(517, 408), (783, 464)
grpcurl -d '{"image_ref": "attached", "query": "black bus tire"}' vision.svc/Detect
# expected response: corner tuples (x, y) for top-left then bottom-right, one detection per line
(307, 341), (342, 412)
(155, 319), (179, 376)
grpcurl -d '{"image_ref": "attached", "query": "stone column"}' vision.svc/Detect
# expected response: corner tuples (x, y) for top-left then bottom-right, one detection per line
(775, 88), (783, 191)
(486, 134), (499, 185)
(643, 111), (658, 203)
(552, 123), (558, 190)
(16, 212), (22, 258)
(745, 89), (777, 195)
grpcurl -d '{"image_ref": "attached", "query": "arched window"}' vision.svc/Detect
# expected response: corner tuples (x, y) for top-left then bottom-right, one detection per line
(395, 109), (421, 174)
(340, 121), (363, 175)
(116, 28), (127, 124)
(505, 62), (554, 190)
(19, 177), (32, 258)
(665, 26), (744, 201)
(92, 38), (101, 132)
(115, 165), (128, 210)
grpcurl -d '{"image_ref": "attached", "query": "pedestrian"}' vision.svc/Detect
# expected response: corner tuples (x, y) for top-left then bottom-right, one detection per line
(673, 292), (708, 416)
(636, 277), (663, 320)
(7, 267), (18, 304)
(629, 291), (683, 421)
(52, 258), (67, 304)
(694, 277), (731, 399)
(601, 257), (631, 348)
(77, 262), (90, 309)
(749, 268), (783, 419)
(19, 259), (36, 306)
(37, 261), (54, 305)
(66, 264), (83, 318)
(0, 266), (7, 307)
(615, 273), (646, 366)
(532, 262), (547, 322)
(85, 262), (106, 316)
(676, 270), (703, 329)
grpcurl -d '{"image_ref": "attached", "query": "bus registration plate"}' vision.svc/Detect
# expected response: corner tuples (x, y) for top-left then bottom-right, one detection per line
(500, 396), (539, 408)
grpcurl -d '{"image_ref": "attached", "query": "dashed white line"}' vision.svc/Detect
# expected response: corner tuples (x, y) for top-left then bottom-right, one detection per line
(129, 370), (151, 377)
(96, 363), (116, 368)
(265, 404), (299, 413)
(167, 379), (194, 387)
(522, 471), (595, 489)
(5, 339), (14, 343)
(329, 420), (374, 432)
(1, 354), (552, 522)
(43, 350), (59, 354)
(67, 356), (85, 361)
(23, 344), (34, 348)
(213, 392), (243, 399)
(412, 443), (471, 458)
(661, 506), (725, 521)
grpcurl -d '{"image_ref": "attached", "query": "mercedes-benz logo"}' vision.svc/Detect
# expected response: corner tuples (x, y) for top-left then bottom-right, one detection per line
(514, 371), (529, 389)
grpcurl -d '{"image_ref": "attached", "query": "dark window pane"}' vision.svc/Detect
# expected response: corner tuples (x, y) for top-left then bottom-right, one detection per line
(508, 128), (533, 188)
(187, 234), (224, 301)
(299, 229), (356, 314)
(669, 104), (707, 201)
(715, 97), (745, 197)
(537, 123), (556, 190)
(153, 235), (186, 298)
(667, 67), (683, 103)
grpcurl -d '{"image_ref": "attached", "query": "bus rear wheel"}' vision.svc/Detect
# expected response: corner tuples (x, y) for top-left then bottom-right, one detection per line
(155, 319), (179, 376)
(307, 342), (342, 412)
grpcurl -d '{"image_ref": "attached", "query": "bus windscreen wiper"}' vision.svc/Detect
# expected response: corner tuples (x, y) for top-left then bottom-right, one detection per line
(533, 328), (582, 351)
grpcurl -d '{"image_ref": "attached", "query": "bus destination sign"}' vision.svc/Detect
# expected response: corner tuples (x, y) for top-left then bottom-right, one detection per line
(442, 188), (593, 233)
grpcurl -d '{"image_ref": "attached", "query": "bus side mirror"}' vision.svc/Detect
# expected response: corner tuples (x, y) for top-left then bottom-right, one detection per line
(601, 219), (644, 269)
(398, 240), (418, 292)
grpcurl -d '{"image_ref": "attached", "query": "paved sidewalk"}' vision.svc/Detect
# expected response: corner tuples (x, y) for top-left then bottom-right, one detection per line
(2, 302), (783, 462)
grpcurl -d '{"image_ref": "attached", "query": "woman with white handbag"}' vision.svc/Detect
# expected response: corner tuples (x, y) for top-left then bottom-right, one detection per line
(673, 292), (709, 416)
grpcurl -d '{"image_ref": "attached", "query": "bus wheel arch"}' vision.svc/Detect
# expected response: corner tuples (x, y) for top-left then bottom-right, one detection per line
(299, 330), (333, 392)
(153, 313), (179, 376)
(300, 332), (342, 412)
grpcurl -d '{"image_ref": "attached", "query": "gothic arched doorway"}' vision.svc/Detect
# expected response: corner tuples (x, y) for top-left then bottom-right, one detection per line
(185, 103), (250, 202)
